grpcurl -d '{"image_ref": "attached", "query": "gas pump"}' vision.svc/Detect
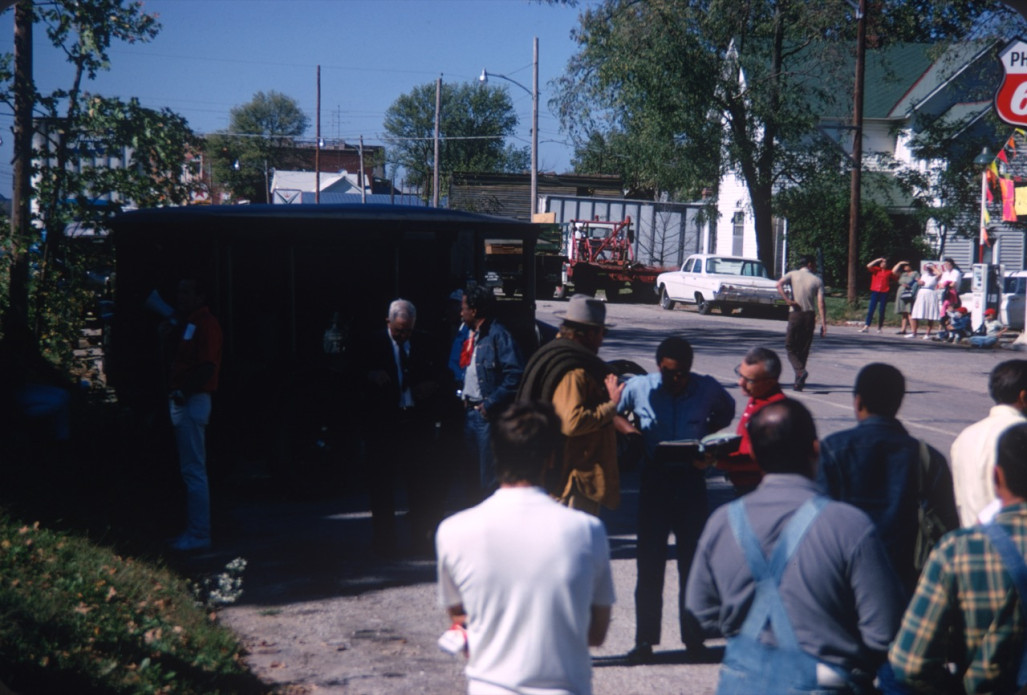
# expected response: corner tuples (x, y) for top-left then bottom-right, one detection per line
(969, 263), (1003, 331)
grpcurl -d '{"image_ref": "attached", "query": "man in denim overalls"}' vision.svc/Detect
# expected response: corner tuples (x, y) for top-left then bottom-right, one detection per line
(685, 400), (905, 694)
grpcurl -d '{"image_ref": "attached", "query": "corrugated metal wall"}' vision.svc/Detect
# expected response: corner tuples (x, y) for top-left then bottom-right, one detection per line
(542, 195), (707, 269)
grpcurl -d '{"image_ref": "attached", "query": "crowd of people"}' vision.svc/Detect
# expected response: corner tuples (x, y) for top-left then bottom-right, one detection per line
(860, 256), (1012, 347)
(146, 276), (1027, 695)
(426, 289), (1027, 695)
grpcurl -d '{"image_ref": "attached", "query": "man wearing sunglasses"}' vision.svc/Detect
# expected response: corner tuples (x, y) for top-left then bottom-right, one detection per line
(617, 336), (735, 664)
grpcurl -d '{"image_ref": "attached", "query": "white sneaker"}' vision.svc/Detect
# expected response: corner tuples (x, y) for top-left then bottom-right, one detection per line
(858, 326), (868, 333)
(904, 333), (916, 339)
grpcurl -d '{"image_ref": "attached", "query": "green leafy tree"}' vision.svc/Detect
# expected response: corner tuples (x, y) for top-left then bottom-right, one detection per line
(0, 1), (196, 361)
(383, 81), (529, 198)
(776, 168), (928, 287)
(208, 90), (309, 203)
(556, 0), (1010, 270)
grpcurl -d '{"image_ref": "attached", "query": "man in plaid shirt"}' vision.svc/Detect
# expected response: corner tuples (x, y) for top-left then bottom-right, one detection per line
(889, 423), (1027, 693)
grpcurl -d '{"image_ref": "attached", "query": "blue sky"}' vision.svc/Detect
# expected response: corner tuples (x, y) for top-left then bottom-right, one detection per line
(0, 0), (596, 196)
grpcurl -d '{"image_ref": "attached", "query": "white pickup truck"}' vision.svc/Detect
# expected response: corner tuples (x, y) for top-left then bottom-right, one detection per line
(656, 254), (787, 318)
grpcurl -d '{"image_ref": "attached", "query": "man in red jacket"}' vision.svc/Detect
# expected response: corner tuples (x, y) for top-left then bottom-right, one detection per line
(717, 346), (786, 496)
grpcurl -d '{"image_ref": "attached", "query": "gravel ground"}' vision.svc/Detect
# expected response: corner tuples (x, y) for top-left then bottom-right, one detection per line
(200, 469), (725, 695)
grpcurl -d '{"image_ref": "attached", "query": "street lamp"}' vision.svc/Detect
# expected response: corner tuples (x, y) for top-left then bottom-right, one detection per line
(974, 146), (994, 264)
(232, 158), (271, 204)
(479, 36), (539, 218)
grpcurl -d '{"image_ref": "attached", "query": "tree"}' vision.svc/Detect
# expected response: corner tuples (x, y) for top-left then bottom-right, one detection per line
(207, 90), (309, 203)
(0, 1), (195, 358)
(383, 81), (529, 198)
(777, 169), (927, 287)
(555, 0), (1010, 271)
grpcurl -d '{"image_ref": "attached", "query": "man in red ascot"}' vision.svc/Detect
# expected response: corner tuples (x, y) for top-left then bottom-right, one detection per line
(717, 346), (786, 496)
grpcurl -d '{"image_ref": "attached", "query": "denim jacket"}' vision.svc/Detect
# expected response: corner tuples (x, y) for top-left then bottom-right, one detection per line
(817, 415), (958, 595)
(471, 319), (524, 417)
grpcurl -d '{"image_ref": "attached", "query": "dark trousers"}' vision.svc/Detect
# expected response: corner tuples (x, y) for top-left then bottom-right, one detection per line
(785, 310), (815, 377)
(635, 463), (709, 647)
(366, 413), (440, 553)
(864, 291), (889, 329)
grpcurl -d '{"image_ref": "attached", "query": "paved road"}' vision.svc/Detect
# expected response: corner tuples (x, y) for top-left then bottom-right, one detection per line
(213, 300), (1018, 695)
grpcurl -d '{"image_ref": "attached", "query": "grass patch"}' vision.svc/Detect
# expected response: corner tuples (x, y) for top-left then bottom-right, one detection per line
(824, 291), (900, 327)
(0, 511), (269, 694)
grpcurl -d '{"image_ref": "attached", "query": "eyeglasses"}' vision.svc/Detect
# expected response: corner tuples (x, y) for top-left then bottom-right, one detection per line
(734, 365), (768, 384)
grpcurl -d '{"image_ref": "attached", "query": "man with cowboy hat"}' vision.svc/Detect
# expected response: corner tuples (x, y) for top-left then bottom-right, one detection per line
(517, 294), (627, 515)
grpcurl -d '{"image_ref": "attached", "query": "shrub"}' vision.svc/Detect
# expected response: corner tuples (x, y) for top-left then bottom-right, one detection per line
(0, 512), (268, 694)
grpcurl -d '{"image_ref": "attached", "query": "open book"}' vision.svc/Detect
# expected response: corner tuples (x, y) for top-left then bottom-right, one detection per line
(654, 432), (742, 465)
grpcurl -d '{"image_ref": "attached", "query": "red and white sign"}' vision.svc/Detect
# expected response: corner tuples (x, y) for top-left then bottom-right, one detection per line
(996, 38), (1027, 126)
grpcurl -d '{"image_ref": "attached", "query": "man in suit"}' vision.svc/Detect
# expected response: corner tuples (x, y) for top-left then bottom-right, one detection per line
(357, 298), (445, 555)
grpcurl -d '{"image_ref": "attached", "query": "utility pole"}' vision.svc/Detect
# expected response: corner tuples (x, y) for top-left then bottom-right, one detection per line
(531, 36), (538, 217)
(315, 65), (321, 205)
(10, 0), (33, 323)
(359, 135), (366, 204)
(433, 77), (441, 208)
(846, 0), (866, 307)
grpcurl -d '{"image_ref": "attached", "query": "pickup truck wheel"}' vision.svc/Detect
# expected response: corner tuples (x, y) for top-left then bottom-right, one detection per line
(696, 293), (712, 315)
(660, 287), (676, 311)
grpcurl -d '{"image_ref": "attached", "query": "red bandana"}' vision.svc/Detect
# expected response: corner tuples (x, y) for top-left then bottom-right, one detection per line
(459, 331), (475, 369)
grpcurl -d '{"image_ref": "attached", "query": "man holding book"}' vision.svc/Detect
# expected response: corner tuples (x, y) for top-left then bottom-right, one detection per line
(617, 336), (735, 663)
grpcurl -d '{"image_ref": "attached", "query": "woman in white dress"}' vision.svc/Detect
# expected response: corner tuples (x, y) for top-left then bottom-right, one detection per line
(908, 263), (941, 339)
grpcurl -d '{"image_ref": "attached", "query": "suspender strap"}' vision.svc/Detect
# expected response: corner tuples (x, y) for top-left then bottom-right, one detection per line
(727, 496), (828, 650)
(983, 522), (1027, 688)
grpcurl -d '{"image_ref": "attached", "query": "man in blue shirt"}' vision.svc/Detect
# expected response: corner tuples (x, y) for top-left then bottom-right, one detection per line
(618, 336), (735, 663)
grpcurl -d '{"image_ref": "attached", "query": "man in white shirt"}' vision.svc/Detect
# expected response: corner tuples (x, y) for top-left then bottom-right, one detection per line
(436, 401), (615, 695)
(951, 360), (1027, 526)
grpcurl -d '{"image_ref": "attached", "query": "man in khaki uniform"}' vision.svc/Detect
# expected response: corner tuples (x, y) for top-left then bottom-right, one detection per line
(776, 256), (826, 392)
(517, 295), (625, 515)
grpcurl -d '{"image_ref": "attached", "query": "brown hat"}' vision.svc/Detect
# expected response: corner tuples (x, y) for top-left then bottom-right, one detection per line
(560, 294), (611, 328)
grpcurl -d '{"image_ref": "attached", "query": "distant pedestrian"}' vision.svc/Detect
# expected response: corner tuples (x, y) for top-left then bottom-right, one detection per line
(889, 423), (1027, 693)
(894, 261), (919, 335)
(686, 400), (905, 694)
(908, 263), (940, 340)
(436, 401), (614, 695)
(817, 363), (958, 595)
(938, 257), (962, 291)
(776, 256), (826, 391)
(858, 258), (897, 333)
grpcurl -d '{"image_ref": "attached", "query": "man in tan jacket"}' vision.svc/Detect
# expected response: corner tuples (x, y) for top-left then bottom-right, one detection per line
(517, 295), (625, 514)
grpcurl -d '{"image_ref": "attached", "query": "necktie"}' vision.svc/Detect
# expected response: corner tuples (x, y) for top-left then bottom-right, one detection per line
(398, 341), (410, 392)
